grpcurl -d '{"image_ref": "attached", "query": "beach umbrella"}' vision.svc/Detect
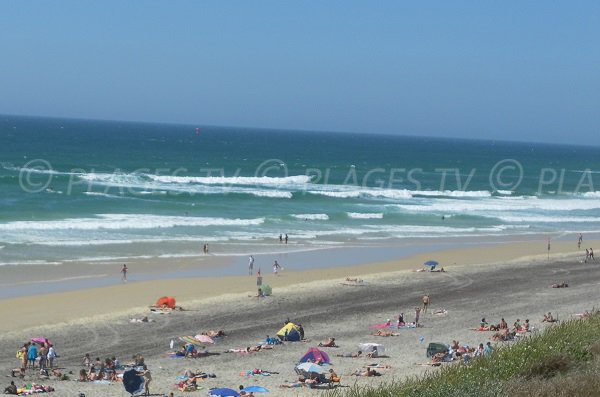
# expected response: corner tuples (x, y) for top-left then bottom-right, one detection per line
(31, 338), (51, 345)
(122, 368), (144, 396)
(423, 260), (438, 269)
(359, 343), (385, 356)
(179, 336), (206, 349)
(295, 362), (325, 375)
(208, 388), (240, 397)
(241, 386), (269, 393)
(194, 334), (215, 344)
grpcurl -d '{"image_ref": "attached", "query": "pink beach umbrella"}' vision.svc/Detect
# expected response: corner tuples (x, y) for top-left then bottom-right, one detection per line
(194, 334), (215, 344)
(31, 338), (51, 345)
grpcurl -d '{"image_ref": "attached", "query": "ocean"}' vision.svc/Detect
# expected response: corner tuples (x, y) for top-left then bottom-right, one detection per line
(2, 115), (600, 267)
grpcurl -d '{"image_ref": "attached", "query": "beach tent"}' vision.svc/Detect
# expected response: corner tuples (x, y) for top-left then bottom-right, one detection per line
(298, 347), (330, 364)
(424, 260), (438, 270)
(155, 296), (176, 309)
(122, 368), (144, 395)
(359, 343), (385, 356)
(277, 322), (302, 342)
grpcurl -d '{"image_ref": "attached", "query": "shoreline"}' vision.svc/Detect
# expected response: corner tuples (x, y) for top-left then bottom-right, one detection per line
(0, 237), (592, 334)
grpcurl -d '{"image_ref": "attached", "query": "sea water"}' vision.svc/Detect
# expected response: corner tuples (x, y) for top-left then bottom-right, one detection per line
(1, 114), (600, 267)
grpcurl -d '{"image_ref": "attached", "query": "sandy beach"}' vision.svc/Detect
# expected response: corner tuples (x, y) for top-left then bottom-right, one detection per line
(1, 238), (598, 396)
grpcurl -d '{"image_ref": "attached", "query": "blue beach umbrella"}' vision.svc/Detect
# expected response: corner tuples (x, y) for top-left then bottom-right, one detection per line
(122, 368), (144, 396)
(209, 388), (240, 397)
(424, 260), (438, 269)
(295, 362), (325, 375)
(241, 386), (269, 393)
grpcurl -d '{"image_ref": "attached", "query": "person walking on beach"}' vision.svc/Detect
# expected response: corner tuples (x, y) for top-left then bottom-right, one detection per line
(203, 243), (209, 254)
(585, 248), (590, 263)
(590, 248), (595, 261)
(578, 233), (583, 249)
(422, 294), (430, 314)
(248, 255), (255, 275)
(273, 260), (281, 276)
(414, 307), (421, 326)
(279, 234), (283, 243)
(285, 234), (288, 244)
(121, 264), (128, 282)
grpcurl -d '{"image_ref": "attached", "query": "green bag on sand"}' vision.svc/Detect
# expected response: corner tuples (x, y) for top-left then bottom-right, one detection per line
(260, 285), (272, 296)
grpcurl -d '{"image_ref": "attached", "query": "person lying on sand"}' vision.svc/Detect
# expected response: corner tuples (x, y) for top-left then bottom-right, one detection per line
(351, 367), (381, 377)
(371, 330), (399, 337)
(550, 281), (569, 288)
(430, 267), (446, 272)
(433, 309), (448, 315)
(574, 310), (592, 319)
(130, 316), (154, 323)
(345, 277), (363, 283)
(415, 361), (442, 367)
(491, 328), (516, 342)
(279, 376), (308, 388)
(336, 350), (362, 358)
(202, 330), (226, 337)
(318, 337), (338, 347)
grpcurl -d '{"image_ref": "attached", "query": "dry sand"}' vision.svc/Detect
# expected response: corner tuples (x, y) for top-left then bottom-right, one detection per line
(0, 239), (598, 396)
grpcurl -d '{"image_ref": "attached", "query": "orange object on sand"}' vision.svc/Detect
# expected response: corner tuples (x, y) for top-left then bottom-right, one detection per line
(155, 296), (176, 309)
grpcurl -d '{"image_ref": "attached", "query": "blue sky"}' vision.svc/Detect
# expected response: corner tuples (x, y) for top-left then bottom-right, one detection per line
(1, 1), (599, 144)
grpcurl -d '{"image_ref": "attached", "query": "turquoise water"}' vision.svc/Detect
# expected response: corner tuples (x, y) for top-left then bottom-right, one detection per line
(2, 115), (600, 266)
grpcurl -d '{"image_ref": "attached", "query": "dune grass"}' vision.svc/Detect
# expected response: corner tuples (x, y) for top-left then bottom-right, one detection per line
(328, 313), (600, 397)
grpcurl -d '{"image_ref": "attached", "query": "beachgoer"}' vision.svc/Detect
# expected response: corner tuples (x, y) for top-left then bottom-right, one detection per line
(82, 353), (90, 367)
(415, 307), (421, 325)
(480, 318), (489, 330)
(585, 248), (590, 262)
(499, 318), (508, 329)
(256, 269), (262, 286)
(484, 342), (493, 356)
(248, 255), (254, 275)
(372, 330), (399, 337)
(329, 368), (341, 383)
(578, 233), (583, 249)
(336, 350), (362, 358)
(422, 294), (430, 314)
(4, 381), (17, 395)
(397, 313), (405, 328)
(27, 343), (38, 369)
(273, 260), (281, 275)
(121, 264), (128, 282)
(203, 243), (209, 254)
(543, 312), (555, 322)
(285, 233), (288, 244)
(279, 234), (283, 243)
(255, 288), (264, 298)
(137, 365), (151, 396)
(590, 248), (595, 261)
(47, 344), (56, 369)
(318, 337), (337, 347)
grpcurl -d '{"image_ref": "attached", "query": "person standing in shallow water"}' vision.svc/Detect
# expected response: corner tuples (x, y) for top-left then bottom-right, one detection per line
(248, 255), (254, 275)
(121, 264), (128, 282)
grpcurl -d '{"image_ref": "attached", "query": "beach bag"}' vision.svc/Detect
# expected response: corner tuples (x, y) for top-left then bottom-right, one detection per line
(16, 350), (23, 359)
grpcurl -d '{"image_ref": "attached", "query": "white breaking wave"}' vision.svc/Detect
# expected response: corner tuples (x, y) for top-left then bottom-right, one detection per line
(495, 190), (513, 195)
(347, 212), (384, 219)
(307, 187), (412, 200)
(146, 174), (312, 186)
(0, 214), (265, 231)
(582, 192), (600, 198)
(291, 214), (329, 220)
(412, 190), (492, 198)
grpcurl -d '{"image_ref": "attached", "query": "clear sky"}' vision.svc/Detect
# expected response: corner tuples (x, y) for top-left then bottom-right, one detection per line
(1, 1), (599, 144)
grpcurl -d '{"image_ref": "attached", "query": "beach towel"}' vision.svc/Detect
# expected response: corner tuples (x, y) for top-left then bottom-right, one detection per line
(369, 323), (416, 329)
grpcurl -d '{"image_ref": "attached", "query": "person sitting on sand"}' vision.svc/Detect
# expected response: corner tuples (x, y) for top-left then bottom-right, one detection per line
(328, 368), (341, 383)
(478, 318), (490, 331)
(550, 281), (569, 288)
(318, 337), (338, 347)
(513, 319), (523, 332)
(336, 350), (362, 358)
(499, 318), (508, 329)
(431, 352), (448, 363)
(3, 381), (17, 395)
(523, 319), (530, 332)
(431, 267), (446, 272)
(451, 340), (460, 351)
(371, 330), (399, 337)
(542, 312), (557, 322)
